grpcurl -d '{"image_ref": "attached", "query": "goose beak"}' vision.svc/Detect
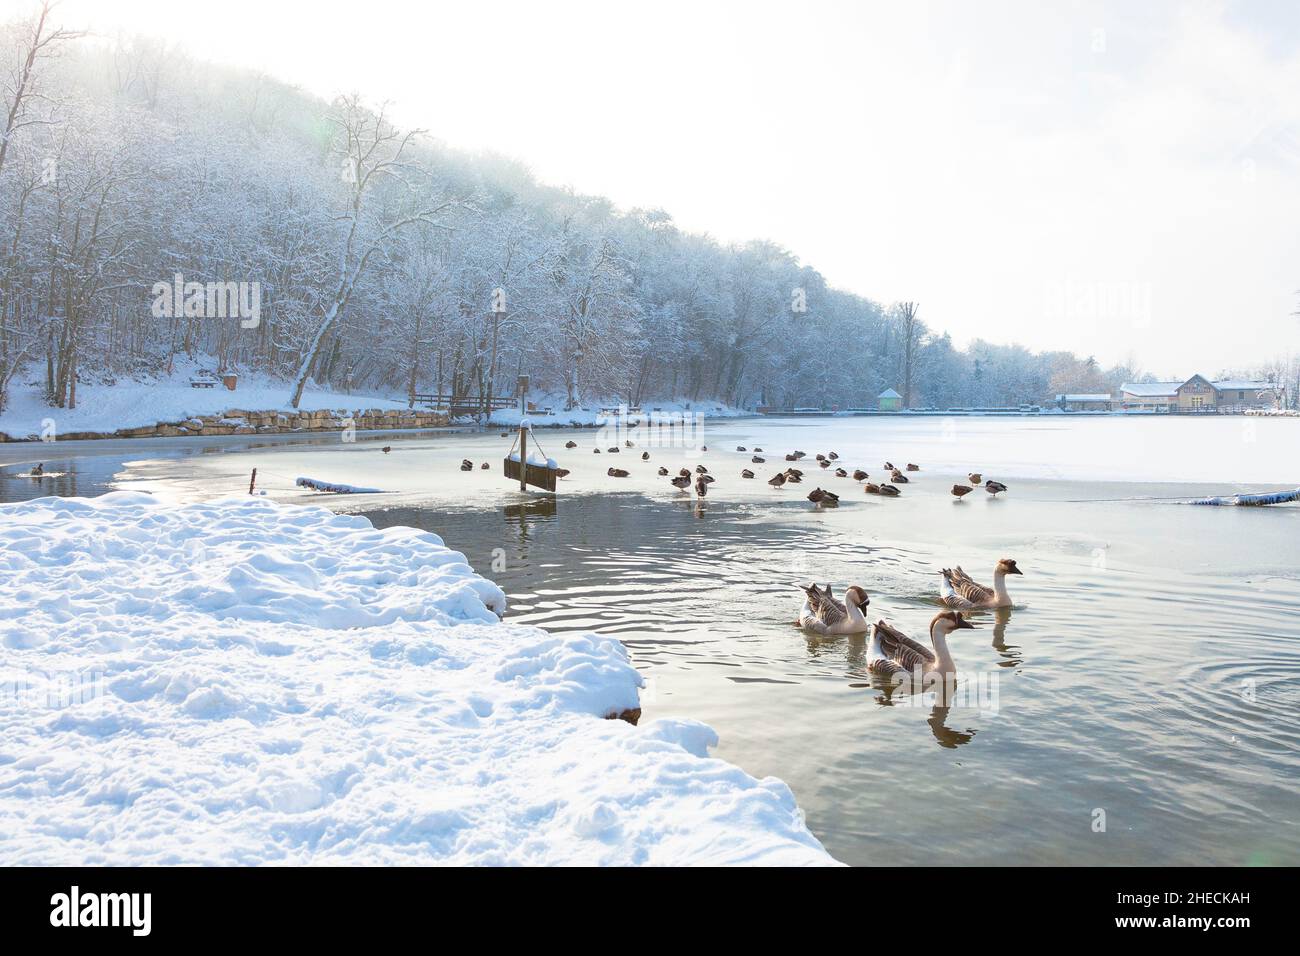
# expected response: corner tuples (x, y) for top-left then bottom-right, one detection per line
(1009, 567), (1023, 575)
(956, 615), (978, 630)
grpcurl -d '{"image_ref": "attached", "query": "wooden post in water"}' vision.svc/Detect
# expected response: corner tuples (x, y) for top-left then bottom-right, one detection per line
(248, 468), (257, 495)
(517, 373), (529, 492)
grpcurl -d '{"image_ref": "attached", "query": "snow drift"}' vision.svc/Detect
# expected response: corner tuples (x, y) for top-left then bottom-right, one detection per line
(0, 493), (832, 865)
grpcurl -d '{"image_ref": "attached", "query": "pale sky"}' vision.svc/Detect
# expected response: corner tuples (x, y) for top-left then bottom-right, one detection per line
(23, 0), (1300, 375)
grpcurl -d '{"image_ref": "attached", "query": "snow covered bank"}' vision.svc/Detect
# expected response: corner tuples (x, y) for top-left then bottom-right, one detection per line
(0, 493), (832, 865)
(0, 358), (415, 441)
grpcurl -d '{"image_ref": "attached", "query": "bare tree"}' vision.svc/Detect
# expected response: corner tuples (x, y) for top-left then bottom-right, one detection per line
(893, 301), (923, 408)
(0, 0), (82, 179)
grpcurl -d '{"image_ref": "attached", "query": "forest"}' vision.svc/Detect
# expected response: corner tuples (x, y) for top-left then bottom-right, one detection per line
(2, 3), (1295, 416)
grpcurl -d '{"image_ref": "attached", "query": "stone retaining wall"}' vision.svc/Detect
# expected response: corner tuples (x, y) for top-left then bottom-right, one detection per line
(0, 408), (450, 442)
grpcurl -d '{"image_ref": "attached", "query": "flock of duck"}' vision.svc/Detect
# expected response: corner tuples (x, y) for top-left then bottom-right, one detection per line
(795, 558), (1023, 686)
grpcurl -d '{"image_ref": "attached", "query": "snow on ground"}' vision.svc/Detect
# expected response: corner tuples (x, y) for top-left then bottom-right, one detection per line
(0, 358), (409, 439)
(0, 493), (832, 865)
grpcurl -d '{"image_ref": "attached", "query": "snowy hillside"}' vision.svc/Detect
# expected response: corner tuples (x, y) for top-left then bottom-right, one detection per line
(0, 493), (833, 865)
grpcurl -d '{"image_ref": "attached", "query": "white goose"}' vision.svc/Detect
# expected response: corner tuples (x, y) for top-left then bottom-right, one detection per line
(867, 611), (976, 681)
(939, 559), (1022, 610)
(796, 583), (871, 635)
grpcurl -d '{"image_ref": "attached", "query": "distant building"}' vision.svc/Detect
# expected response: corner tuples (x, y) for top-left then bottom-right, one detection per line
(1121, 376), (1283, 413)
(1120, 381), (1180, 411)
(878, 388), (902, 412)
(1054, 393), (1113, 411)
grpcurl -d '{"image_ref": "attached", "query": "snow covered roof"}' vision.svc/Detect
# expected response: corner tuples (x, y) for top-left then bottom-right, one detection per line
(1055, 393), (1112, 402)
(878, 388), (901, 399)
(1121, 382), (1180, 397)
(1212, 380), (1275, 391)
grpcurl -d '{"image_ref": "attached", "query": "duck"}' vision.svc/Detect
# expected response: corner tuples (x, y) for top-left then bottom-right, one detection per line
(695, 464), (709, 474)
(985, 480), (1007, 497)
(737, 446), (747, 451)
(884, 461), (895, 471)
(878, 483), (901, 497)
(890, 468), (909, 483)
(867, 612), (976, 681)
(939, 559), (1022, 610)
(808, 487), (839, 505)
(694, 475), (708, 497)
(768, 473), (787, 488)
(555, 468), (571, 479)
(701, 446), (708, 452)
(863, 482), (881, 494)
(607, 447), (620, 453)
(828, 452), (839, 460)
(785, 454), (800, 462)
(783, 470), (803, 484)
(641, 451), (650, 460)
(951, 484), (973, 500)
(754, 447), (763, 453)
(670, 474), (691, 491)
(819, 459), (831, 469)
(608, 467), (630, 478)
(906, 463), (919, 471)
(741, 469), (755, 479)
(480, 462), (489, 470)
(752, 455), (766, 464)
(852, 469), (868, 481)
(796, 583), (870, 635)
(834, 467), (848, 478)
(500, 432), (509, 438)
(679, 468), (691, 478)
(815, 454), (826, 461)
(593, 448), (601, 454)
(380, 446), (391, 454)
(460, 459), (473, 471)
(967, 472), (982, 484)
(658, 466), (669, 476)
(700, 473), (716, 483)
(625, 440), (634, 448)
(565, 440), (578, 449)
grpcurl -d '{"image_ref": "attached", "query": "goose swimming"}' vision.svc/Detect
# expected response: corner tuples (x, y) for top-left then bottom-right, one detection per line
(796, 583), (870, 635)
(939, 559), (1022, 610)
(867, 612), (976, 681)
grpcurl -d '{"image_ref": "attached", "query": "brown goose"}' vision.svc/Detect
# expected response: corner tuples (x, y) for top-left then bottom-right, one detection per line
(951, 484), (973, 501)
(939, 560), (1022, 610)
(797, 583), (871, 635)
(867, 612), (976, 681)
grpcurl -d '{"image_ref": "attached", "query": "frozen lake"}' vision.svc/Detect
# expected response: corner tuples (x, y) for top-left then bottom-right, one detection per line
(3, 414), (1299, 864)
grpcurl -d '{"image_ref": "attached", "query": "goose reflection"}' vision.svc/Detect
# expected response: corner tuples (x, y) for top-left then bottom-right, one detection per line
(990, 607), (1022, 668)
